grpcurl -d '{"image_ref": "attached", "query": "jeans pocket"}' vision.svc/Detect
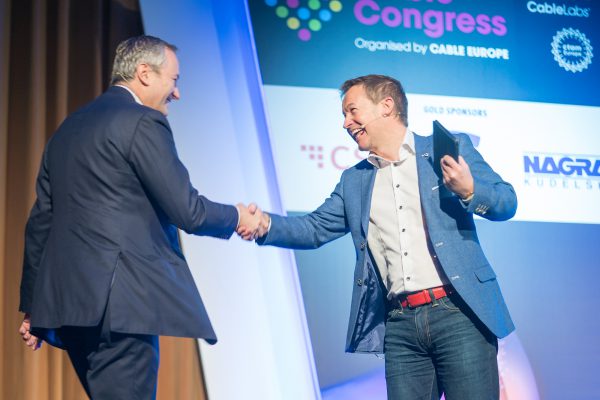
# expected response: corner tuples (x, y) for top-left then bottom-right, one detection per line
(438, 296), (460, 311)
(387, 307), (404, 320)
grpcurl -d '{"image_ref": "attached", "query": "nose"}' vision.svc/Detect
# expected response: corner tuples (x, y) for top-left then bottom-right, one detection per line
(343, 114), (353, 130)
(171, 87), (180, 101)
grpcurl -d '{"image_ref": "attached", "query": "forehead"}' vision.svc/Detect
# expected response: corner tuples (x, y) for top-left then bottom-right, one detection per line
(342, 85), (370, 108)
(162, 48), (179, 73)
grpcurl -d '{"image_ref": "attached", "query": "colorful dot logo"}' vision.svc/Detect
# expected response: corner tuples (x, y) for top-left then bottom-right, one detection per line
(265, 0), (343, 41)
(300, 145), (325, 168)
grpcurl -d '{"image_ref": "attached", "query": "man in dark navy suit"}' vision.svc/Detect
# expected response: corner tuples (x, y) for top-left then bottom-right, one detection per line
(17, 35), (262, 399)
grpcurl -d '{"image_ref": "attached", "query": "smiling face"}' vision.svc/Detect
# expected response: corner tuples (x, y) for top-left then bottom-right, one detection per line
(341, 84), (385, 152)
(144, 48), (180, 115)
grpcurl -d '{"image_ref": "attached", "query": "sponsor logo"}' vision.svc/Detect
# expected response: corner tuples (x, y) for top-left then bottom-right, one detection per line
(301, 131), (480, 170)
(551, 28), (593, 72)
(524, 154), (600, 177)
(526, 1), (591, 18)
(264, 0), (343, 41)
(300, 144), (326, 168)
(301, 144), (365, 170)
(523, 153), (600, 190)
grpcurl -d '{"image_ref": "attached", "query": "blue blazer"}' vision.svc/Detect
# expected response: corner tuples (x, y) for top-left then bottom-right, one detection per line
(20, 86), (238, 346)
(260, 133), (517, 353)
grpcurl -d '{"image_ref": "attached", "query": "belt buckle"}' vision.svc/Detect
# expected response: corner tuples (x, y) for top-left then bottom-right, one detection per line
(399, 297), (409, 309)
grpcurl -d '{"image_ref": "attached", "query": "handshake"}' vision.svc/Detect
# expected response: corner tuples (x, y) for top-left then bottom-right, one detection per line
(235, 203), (270, 241)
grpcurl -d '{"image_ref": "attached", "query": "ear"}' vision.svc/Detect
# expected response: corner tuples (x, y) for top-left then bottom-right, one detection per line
(380, 96), (395, 117)
(135, 63), (154, 87)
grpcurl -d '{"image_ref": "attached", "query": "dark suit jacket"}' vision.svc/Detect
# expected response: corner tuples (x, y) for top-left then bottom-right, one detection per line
(19, 86), (238, 347)
(260, 133), (517, 353)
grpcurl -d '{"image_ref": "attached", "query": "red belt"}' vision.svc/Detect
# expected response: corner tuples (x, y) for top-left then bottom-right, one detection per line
(398, 286), (452, 308)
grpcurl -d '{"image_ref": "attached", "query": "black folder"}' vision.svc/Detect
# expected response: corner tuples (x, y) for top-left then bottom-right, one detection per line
(433, 120), (459, 175)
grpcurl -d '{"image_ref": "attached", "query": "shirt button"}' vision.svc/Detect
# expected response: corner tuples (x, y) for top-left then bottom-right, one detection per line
(357, 279), (363, 286)
(401, 228), (406, 232)
(404, 251), (408, 256)
(399, 206), (403, 210)
(395, 184), (400, 188)
(406, 277), (411, 281)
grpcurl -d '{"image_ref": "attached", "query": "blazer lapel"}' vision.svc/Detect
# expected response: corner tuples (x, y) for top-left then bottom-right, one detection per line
(360, 164), (377, 235)
(414, 133), (439, 200)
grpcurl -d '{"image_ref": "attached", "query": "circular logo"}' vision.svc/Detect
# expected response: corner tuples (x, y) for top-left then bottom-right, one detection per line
(551, 28), (593, 73)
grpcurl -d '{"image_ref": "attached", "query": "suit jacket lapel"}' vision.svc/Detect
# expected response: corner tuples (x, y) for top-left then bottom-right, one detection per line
(360, 163), (377, 235)
(414, 133), (438, 200)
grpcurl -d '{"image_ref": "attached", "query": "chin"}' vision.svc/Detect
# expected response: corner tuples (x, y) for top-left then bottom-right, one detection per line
(357, 141), (370, 152)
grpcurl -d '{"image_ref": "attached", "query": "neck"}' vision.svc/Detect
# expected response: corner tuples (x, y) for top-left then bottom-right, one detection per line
(371, 124), (407, 161)
(116, 81), (145, 105)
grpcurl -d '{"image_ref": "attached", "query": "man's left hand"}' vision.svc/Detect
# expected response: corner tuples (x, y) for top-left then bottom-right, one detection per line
(441, 155), (474, 200)
(18, 314), (42, 351)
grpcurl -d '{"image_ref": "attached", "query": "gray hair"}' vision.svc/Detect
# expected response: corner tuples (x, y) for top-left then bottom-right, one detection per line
(110, 35), (177, 85)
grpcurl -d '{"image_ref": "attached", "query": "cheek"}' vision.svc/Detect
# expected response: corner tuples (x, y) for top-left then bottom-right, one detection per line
(161, 79), (172, 93)
(355, 112), (367, 123)
(347, 113), (361, 125)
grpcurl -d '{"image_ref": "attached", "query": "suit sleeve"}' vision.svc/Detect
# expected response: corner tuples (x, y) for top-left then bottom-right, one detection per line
(128, 110), (238, 238)
(258, 178), (350, 249)
(19, 146), (53, 313)
(459, 133), (517, 221)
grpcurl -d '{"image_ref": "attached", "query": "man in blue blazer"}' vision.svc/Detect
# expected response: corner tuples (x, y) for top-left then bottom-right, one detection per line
(253, 75), (516, 399)
(17, 36), (262, 399)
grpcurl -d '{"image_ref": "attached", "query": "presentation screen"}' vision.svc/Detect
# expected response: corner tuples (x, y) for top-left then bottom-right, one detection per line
(249, 0), (599, 224)
(248, 1), (598, 399)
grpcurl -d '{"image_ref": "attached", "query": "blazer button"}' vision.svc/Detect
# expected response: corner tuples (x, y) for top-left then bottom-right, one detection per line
(360, 242), (366, 250)
(357, 279), (363, 286)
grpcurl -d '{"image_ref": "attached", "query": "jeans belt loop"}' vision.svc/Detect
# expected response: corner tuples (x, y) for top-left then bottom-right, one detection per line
(429, 288), (439, 307)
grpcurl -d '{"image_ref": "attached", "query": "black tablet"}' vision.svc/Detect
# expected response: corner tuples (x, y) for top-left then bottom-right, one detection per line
(433, 120), (459, 175)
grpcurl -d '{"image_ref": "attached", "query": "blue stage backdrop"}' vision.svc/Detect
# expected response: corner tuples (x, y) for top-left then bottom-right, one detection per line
(247, 1), (600, 399)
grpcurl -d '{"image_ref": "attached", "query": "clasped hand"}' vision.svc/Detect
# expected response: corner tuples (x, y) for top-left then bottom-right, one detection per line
(236, 203), (270, 241)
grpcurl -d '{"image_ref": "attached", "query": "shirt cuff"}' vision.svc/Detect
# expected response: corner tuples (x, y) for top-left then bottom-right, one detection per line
(234, 204), (241, 229)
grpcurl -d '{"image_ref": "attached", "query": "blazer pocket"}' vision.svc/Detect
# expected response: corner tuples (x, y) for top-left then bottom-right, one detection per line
(474, 265), (497, 283)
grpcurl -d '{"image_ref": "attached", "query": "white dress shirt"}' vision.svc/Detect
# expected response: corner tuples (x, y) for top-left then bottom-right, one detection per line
(367, 131), (449, 299)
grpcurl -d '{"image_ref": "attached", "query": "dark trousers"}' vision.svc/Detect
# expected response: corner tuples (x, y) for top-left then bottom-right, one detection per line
(57, 304), (159, 400)
(384, 293), (499, 400)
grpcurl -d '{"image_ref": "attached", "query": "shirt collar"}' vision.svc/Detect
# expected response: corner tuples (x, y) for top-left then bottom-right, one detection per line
(367, 130), (416, 169)
(114, 84), (143, 105)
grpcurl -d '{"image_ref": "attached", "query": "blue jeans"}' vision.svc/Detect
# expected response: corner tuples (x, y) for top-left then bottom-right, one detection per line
(384, 293), (499, 400)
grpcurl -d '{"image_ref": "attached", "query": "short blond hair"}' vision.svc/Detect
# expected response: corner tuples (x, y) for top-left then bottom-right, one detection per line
(340, 74), (409, 126)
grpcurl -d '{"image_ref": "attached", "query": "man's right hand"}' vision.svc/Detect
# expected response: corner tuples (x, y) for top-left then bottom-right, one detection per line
(18, 314), (42, 351)
(236, 203), (270, 240)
